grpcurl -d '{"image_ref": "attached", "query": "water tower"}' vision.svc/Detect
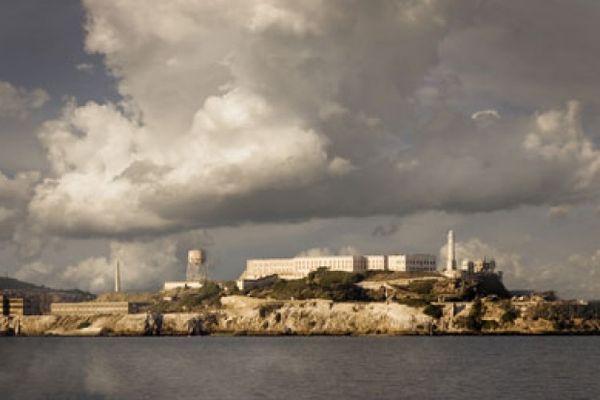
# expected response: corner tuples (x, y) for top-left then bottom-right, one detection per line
(186, 249), (207, 283)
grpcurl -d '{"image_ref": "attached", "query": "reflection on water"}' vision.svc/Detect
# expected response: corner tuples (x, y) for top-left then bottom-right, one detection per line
(1, 336), (600, 400)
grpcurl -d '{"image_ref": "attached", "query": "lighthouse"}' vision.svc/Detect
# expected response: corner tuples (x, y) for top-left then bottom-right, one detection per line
(446, 230), (456, 273)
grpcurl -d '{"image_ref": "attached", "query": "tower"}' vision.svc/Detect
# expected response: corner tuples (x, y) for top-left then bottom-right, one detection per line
(446, 230), (456, 272)
(115, 260), (121, 293)
(186, 249), (207, 283)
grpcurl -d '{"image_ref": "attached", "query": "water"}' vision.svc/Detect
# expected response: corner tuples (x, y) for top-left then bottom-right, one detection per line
(1, 336), (599, 400)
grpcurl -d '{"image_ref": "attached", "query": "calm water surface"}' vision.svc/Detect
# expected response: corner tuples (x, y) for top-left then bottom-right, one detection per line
(1, 336), (599, 399)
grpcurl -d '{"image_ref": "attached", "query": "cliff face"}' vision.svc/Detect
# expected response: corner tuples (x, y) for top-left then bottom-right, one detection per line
(216, 296), (433, 335)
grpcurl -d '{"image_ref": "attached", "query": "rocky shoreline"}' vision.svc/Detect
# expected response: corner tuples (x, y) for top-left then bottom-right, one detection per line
(2, 295), (599, 337)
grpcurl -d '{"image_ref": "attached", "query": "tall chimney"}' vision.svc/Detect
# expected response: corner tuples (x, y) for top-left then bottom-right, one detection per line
(446, 230), (456, 272)
(115, 260), (121, 293)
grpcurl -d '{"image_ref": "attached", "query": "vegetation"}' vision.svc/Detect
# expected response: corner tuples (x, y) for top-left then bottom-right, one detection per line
(531, 301), (600, 329)
(423, 304), (443, 319)
(248, 269), (370, 301)
(501, 308), (519, 324)
(407, 279), (436, 295)
(152, 282), (223, 313)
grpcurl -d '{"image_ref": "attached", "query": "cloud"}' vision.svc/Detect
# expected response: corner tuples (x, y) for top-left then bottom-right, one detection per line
(0, 171), (39, 241)
(548, 205), (570, 220)
(75, 63), (95, 74)
(15, 231), (214, 292)
(0, 81), (49, 118)
(440, 236), (525, 287)
(532, 250), (600, 299)
(471, 109), (500, 120)
(16, 1), (600, 242)
(7, 1), (600, 295)
(372, 222), (399, 238)
(295, 245), (360, 257)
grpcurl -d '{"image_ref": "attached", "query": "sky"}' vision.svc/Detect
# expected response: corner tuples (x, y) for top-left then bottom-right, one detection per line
(2, 0), (600, 298)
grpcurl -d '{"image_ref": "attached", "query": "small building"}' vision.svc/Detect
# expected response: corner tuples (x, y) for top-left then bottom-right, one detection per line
(50, 301), (139, 316)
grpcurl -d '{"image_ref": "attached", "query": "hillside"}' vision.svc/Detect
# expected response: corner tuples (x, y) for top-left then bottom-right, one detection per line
(0, 277), (96, 313)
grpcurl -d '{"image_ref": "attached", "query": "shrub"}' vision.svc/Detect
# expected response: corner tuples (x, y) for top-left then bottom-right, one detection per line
(501, 309), (519, 324)
(408, 280), (436, 295)
(423, 304), (443, 319)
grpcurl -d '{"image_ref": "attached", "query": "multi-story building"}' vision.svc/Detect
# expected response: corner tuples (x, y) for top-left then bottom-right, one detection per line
(243, 255), (367, 280)
(387, 254), (437, 272)
(241, 253), (436, 280)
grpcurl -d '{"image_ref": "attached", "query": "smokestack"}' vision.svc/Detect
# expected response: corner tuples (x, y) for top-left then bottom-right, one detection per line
(115, 260), (121, 293)
(446, 230), (456, 271)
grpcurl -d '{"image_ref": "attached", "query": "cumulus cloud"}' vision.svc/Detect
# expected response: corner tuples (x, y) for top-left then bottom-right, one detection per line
(0, 81), (49, 118)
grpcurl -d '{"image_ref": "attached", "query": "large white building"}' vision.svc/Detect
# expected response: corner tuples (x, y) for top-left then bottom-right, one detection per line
(240, 253), (436, 280)
(243, 255), (367, 280)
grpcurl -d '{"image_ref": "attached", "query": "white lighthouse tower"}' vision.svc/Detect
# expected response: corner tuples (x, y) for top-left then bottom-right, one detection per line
(445, 230), (458, 277)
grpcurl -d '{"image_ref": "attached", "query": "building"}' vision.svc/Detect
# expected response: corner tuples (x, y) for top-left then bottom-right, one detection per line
(8, 297), (36, 316)
(241, 252), (436, 281)
(0, 295), (9, 316)
(243, 255), (368, 280)
(365, 255), (387, 270)
(50, 301), (139, 316)
(387, 254), (437, 272)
